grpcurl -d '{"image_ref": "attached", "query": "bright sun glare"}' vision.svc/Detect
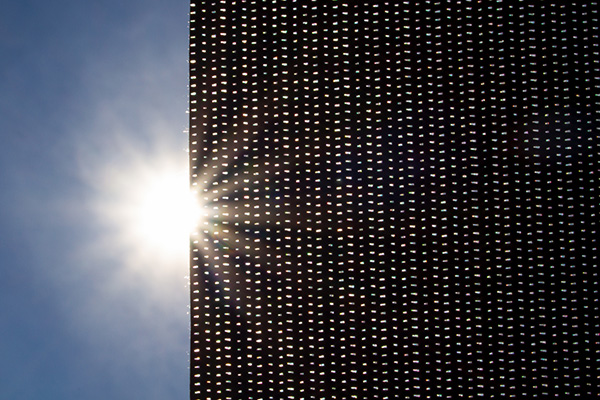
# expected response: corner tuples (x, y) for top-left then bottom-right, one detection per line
(131, 170), (201, 258)
(91, 147), (204, 272)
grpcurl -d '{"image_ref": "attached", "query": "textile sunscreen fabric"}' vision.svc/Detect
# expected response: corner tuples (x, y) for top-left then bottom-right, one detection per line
(189, 1), (599, 398)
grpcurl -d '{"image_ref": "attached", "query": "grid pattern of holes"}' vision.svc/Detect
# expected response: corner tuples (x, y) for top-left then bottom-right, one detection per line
(189, 1), (599, 398)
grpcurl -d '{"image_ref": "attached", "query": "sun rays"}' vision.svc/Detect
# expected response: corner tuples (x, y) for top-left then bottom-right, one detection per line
(131, 168), (205, 259)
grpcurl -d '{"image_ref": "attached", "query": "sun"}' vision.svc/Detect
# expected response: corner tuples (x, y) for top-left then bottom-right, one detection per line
(87, 146), (206, 274)
(131, 169), (202, 259)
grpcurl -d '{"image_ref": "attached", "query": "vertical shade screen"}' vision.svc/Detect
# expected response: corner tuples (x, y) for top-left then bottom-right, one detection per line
(189, 1), (599, 398)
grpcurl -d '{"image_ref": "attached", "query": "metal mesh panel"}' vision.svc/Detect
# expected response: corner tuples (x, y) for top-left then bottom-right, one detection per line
(189, 1), (599, 398)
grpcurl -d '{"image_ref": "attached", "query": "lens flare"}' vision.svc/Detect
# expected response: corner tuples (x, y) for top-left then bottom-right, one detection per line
(132, 170), (199, 258)
(84, 142), (199, 279)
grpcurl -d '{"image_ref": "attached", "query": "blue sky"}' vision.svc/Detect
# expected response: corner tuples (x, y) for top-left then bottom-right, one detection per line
(0, 1), (190, 399)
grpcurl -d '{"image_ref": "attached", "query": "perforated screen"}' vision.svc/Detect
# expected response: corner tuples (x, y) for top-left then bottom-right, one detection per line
(189, 1), (599, 398)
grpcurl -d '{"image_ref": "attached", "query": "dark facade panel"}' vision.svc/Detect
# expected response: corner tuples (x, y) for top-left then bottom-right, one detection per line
(190, 1), (599, 398)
